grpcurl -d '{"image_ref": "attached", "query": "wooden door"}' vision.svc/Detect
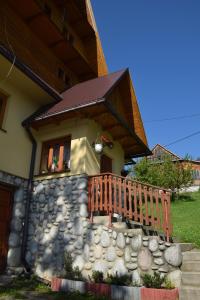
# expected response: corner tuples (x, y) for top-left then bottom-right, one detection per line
(0, 185), (13, 273)
(100, 154), (112, 173)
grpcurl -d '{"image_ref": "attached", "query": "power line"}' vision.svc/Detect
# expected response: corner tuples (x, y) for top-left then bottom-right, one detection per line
(164, 130), (200, 147)
(145, 112), (200, 123)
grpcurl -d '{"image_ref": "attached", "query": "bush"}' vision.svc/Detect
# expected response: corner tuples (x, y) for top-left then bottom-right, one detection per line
(105, 272), (132, 286)
(64, 252), (83, 281)
(142, 272), (166, 289)
(91, 271), (104, 283)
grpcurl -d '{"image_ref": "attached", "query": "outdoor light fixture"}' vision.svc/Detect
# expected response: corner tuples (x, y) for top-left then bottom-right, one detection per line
(93, 134), (113, 154)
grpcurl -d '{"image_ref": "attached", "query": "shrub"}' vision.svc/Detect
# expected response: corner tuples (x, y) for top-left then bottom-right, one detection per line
(64, 252), (82, 281)
(91, 271), (104, 283)
(105, 272), (132, 286)
(142, 272), (166, 289)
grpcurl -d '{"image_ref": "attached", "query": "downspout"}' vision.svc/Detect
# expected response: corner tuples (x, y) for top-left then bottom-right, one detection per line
(21, 125), (37, 270)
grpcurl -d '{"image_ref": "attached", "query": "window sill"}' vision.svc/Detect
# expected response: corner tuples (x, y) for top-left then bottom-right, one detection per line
(34, 169), (71, 181)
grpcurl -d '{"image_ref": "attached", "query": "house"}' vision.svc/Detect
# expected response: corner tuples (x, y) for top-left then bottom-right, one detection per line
(150, 144), (200, 186)
(0, 1), (174, 280)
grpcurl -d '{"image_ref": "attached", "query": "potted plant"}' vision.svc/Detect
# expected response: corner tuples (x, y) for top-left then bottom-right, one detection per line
(140, 272), (179, 300)
(86, 271), (111, 299)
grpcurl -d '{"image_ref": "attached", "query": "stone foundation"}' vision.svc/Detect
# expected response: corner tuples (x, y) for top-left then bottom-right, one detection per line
(0, 170), (28, 273)
(27, 173), (182, 285)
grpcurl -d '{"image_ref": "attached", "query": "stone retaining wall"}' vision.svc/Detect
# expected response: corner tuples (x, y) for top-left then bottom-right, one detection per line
(0, 170), (28, 273)
(26, 174), (89, 278)
(26, 173), (182, 285)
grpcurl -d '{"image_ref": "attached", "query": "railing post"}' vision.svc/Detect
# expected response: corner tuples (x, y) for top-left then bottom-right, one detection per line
(108, 175), (112, 228)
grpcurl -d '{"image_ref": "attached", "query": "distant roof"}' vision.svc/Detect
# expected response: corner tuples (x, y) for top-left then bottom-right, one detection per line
(35, 69), (127, 121)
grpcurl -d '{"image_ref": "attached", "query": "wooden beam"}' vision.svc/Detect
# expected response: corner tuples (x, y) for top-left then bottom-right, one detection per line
(102, 123), (120, 131)
(26, 12), (44, 24)
(48, 39), (64, 49)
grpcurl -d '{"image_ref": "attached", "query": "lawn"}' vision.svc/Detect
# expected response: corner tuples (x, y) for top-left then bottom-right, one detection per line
(171, 190), (200, 247)
(0, 276), (108, 300)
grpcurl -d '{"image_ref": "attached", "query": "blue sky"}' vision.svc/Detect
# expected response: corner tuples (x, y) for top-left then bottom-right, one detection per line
(92, 0), (200, 159)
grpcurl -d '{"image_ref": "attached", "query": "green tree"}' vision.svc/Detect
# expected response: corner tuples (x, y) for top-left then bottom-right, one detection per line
(133, 155), (193, 198)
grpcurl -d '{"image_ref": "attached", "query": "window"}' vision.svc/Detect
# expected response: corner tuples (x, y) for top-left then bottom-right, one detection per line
(40, 136), (71, 174)
(0, 91), (7, 129)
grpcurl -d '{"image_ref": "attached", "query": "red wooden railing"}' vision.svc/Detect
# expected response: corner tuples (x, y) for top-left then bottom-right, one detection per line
(88, 173), (172, 242)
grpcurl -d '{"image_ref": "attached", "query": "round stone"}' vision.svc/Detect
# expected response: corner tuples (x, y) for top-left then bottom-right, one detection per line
(11, 219), (22, 232)
(138, 248), (152, 271)
(84, 262), (92, 270)
(112, 231), (117, 239)
(167, 270), (182, 288)
(151, 264), (158, 270)
(149, 238), (159, 252)
(73, 255), (85, 271)
(93, 260), (108, 273)
(8, 232), (20, 247)
(164, 244), (182, 267)
(116, 233), (125, 249)
(158, 266), (169, 273)
(95, 245), (103, 259)
(94, 235), (100, 244)
(116, 249), (124, 257)
(34, 183), (44, 194)
(153, 251), (162, 257)
(131, 235), (142, 251)
(75, 237), (84, 249)
(125, 247), (131, 262)
(132, 270), (141, 285)
(79, 204), (88, 217)
(154, 258), (164, 266)
(7, 247), (21, 267)
(126, 263), (137, 270)
(14, 188), (24, 203)
(143, 241), (148, 247)
(100, 231), (110, 247)
(83, 244), (90, 261)
(78, 191), (88, 204)
(112, 259), (128, 276)
(159, 245), (166, 251)
(106, 246), (116, 262)
(13, 203), (25, 218)
(76, 178), (88, 190)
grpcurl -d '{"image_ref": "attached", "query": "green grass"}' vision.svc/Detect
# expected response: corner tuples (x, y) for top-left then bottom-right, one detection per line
(171, 190), (200, 247)
(0, 276), (108, 300)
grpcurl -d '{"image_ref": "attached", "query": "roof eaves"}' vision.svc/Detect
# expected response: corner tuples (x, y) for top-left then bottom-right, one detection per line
(35, 97), (106, 121)
(0, 44), (62, 102)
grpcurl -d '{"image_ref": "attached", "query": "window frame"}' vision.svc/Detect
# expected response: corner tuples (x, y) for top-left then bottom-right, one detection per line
(0, 91), (7, 129)
(40, 136), (71, 175)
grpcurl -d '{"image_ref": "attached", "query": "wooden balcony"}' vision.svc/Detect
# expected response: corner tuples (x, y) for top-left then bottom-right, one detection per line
(88, 173), (172, 242)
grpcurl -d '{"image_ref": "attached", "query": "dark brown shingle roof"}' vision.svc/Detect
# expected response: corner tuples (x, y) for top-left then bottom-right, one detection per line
(35, 69), (127, 120)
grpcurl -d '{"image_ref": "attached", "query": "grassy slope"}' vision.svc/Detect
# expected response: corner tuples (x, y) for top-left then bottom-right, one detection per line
(171, 191), (200, 247)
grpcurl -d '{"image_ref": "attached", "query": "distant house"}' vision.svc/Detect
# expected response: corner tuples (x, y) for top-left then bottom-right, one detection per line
(149, 144), (200, 186)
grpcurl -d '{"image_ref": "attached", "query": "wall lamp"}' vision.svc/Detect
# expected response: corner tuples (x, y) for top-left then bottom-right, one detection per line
(92, 135), (114, 154)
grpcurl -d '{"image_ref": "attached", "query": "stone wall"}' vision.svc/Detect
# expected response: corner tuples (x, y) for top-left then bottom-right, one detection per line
(26, 174), (89, 278)
(0, 170), (28, 273)
(27, 173), (182, 285)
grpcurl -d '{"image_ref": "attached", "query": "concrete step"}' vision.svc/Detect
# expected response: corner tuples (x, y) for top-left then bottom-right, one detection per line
(181, 272), (200, 287)
(181, 261), (200, 272)
(179, 243), (194, 252)
(183, 251), (200, 261)
(179, 286), (200, 300)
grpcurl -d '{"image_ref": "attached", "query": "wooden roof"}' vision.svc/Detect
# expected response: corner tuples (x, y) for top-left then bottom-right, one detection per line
(28, 69), (151, 158)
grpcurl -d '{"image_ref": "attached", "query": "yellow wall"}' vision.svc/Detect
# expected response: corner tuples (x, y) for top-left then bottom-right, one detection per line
(0, 56), (55, 179)
(34, 118), (125, 178)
